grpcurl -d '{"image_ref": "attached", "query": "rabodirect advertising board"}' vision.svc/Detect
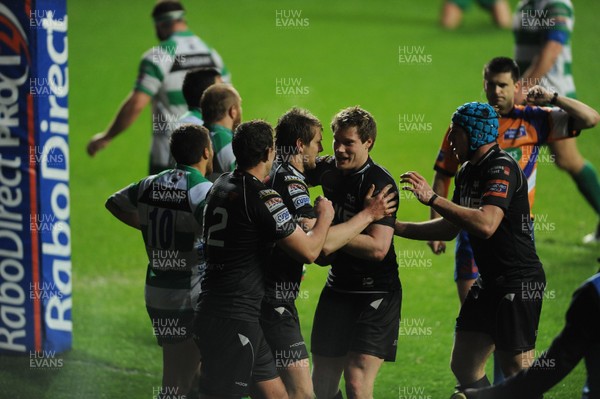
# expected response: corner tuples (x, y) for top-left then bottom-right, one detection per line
(0, 0), (71, 354)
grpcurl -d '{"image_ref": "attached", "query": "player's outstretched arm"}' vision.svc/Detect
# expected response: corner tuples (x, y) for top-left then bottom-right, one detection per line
(526, 86), (600, 130)
(517, 40), (563, 97)
(105, 197), (140, 229)
(321, 184), (397, 256)
(400, 171), (504, 239)
(87, 90), (151, 156)
(395, 217), (459, 242)
(277, 196), (334, 264)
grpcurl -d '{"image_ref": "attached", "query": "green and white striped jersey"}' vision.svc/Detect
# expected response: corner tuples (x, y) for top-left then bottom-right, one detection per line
(206, 124), (236, 182)
(108, 165), (212, 312)
(513, 0), (576, 97)
(178, 108), (203, 126)
(135, 30), (230, 171)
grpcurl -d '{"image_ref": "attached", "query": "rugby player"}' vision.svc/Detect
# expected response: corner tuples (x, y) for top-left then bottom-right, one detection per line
(87, 0), (230, 174)
(306, 106), (401, 399)
(261, 108), (397, 399)
(105, 124), (213, 397)
(430, 57), (599, 306)
(396, 102), (545, 391)
(194, 120), (334, 399)
(179, 67), (223, 125)
(200, 83), (241, 181)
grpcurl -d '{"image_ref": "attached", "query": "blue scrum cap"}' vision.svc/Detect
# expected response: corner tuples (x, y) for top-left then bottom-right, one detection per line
(451, 102), (499, 151)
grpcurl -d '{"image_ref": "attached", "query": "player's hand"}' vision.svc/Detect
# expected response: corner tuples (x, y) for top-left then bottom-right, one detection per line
(87, 132), (111, 157)
(427, 240), (446, 255)
(363, 184), (398, 222)
(525, 85), (554, 106)
(400, 171), (436, 206)
(314, 195), (334, 223)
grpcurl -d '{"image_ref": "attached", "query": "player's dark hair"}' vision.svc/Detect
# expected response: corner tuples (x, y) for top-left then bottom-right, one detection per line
(484, 57), (520, 83)
(331, 106), (377, 151)
(275, 108), (322, 155)
(152, 1), (184, 19)
(182, 68), (222, 109)
(200, 84), (240, 126)
(232, 120), (273, 170)
(170, 124), (211, 166)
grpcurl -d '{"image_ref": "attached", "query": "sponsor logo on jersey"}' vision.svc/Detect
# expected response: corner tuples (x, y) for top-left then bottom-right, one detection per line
(273, 208), (292, 226)
(483, 179), (509, 198)
(487, 165), (511, 176)
(284, 175), (303, 182)
(293, 195), (311, 209)
(288, 183), (305, 196)
(265, 196), (284, 212)
(503, 126), (527, 140)
(259, 189), (279, 199)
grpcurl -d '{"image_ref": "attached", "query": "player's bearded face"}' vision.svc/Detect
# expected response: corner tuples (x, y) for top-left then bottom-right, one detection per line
(484, 72), (516, 114)
(333, 127), (371, 173)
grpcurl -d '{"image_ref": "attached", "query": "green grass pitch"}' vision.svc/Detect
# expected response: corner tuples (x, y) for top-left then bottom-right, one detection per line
(1, 0), (599, 397)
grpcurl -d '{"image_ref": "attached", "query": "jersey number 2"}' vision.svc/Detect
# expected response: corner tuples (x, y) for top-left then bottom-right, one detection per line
(206, 207), (227, 247)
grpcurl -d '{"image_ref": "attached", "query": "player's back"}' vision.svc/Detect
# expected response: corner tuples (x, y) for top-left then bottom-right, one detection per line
(200, 170), (296, 320)
(136, 167), (212, 277)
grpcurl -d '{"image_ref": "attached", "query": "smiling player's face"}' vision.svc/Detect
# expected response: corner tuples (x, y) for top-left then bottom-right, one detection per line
(333, 127), (371, 173)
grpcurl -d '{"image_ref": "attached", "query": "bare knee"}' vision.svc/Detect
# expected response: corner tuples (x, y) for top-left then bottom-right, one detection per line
(450, 353), (470, 383)
(497, 350), (528, 378)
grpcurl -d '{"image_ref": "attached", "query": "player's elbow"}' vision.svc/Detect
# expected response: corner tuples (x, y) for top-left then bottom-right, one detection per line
(295, 247), (321, 265)
(588, 111), (600, 129)
(370, 244), (390, 262)
(299, 251), (318, 265)
(105, 198), (117, 216)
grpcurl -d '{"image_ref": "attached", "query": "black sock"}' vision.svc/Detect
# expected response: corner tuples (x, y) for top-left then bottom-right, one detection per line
(459, 375), (491, 390)
(331, 390), (343, 399)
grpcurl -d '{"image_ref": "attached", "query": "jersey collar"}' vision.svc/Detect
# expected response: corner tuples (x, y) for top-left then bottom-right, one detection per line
(175, 163), (204, 178)
(171, 30), (195, 38)
(349, 157), (373, 176)
(286, 162), (307, 180)
(207, 123), (233, 136)
(473, 144), (500, 167)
